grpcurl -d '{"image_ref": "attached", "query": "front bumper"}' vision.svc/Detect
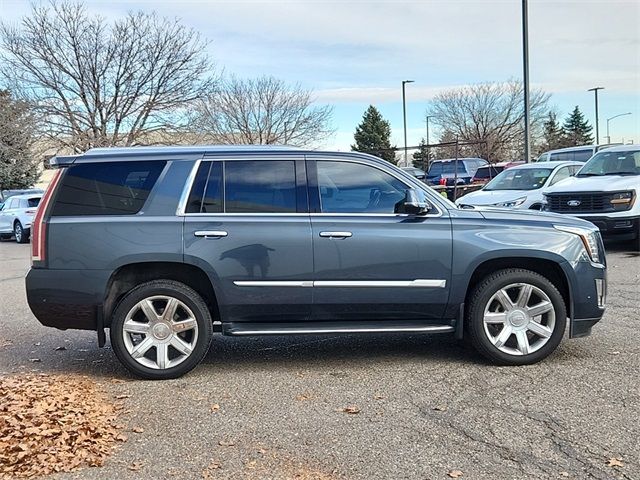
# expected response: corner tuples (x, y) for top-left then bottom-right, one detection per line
(563, 260), (607, 338)
(576, 215), (639, 240)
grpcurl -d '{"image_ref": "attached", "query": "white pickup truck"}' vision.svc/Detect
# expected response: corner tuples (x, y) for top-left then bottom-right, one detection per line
(543, 145), (640, 251)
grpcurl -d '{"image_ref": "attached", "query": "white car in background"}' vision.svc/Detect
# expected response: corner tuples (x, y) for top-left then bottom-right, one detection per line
(456, 162), (583, 210)
(0, 194), (42, 243)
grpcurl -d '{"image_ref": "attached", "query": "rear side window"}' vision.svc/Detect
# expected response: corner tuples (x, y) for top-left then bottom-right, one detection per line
(27, 197), (40, 208)
(573, 149), (594, 162)
(51, 161), (166, 216)
(185, 162), (223, 213)
(225, 161), (296, 213)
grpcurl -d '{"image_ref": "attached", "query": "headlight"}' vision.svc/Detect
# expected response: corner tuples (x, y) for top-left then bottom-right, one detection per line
(554, 225), (602, 264)
(494, 196), (527, 208)
(610, 191), (635, 211)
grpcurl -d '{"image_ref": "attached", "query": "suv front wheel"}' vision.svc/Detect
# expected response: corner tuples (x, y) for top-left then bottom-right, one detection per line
(466, 269), (566, 365)
(110, 280), (213, 379)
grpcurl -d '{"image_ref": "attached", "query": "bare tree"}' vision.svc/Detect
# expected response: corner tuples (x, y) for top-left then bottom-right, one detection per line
(196, 76), (334, 147)
(427, 80), (550, 161)
(0, 1), (216, 152)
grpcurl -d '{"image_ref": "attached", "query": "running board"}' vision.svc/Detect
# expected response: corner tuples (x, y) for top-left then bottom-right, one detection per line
(223, 320), (455, 336)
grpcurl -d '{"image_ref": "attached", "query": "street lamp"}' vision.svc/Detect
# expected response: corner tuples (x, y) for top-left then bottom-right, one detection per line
(606, 112), (632, 144)
(588, 87), (605, 144)
(522, 0), (531, 162)
(402, 80), (414, 166)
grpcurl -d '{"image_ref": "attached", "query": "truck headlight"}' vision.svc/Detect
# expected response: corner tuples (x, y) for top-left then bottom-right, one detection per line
(494, 196), (526, 208)
(610, 191), (635, 211)
(554, 225), (602, 264)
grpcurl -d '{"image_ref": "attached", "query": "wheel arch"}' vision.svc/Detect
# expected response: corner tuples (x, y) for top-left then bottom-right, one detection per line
(103, 261), (220, 327)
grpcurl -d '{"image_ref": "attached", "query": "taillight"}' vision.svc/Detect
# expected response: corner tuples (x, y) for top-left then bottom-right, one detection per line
(439, 177), (447, 186)
(32, 169), (62, 265)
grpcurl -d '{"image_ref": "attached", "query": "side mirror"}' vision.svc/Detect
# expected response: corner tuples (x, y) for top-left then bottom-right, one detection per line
(395, 189), (430, 215)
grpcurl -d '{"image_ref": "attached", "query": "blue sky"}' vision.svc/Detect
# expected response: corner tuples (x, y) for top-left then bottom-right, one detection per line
(1, 0), (639, 151)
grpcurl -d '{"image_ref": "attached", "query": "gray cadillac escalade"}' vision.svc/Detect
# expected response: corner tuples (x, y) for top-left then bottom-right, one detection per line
(25, 146), (607, 379)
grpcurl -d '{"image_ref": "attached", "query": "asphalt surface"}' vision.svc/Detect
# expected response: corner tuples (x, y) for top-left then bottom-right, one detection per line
(0, 240), (638, 479)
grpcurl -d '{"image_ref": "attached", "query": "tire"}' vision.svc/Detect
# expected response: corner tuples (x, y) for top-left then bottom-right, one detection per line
(14, 221), (29, 244)
(109, 280), (213, 380)
(466, 268), (566, 366)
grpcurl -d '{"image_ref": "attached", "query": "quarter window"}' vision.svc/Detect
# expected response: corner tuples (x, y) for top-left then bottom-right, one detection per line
(317, 161), (407, 214)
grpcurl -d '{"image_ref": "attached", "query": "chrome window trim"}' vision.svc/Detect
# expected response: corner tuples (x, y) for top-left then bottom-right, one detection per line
(176, 159), (203, 216)
(233, 279), (447, 288)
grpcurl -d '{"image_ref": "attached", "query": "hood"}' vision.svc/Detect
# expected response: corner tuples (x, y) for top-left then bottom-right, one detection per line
(469, 206), (597, 230)
(545, 174), (640, 194)
(456, 189), (532, 206)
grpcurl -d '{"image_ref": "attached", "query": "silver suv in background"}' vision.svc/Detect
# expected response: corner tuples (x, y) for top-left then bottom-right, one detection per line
(0, 193), (42, 243)
(536, 144), (618, 163)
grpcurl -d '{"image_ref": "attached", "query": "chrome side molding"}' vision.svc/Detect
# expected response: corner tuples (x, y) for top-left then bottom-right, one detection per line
(233, 279), (446, 288)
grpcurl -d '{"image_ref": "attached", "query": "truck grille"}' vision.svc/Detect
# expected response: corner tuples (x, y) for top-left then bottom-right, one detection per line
(546, 193), (613, 214)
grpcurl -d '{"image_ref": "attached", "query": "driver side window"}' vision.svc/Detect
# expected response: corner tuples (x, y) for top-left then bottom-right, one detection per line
(317, 161), (407, 213)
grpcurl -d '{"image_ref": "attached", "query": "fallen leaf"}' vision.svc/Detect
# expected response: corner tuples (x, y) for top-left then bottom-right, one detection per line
(116, 433), (128, 442)
(336, 405), (360, 414)
(373, 394), (385, 400)
(210, 403), (220, 412)
(448, 469), (464, 478)
(110, 378), (126, 384)
(433, 405), (448, 412)
(295, 393), (311, 401)
(128, 461), (144, 471)
(54, 346), (67, 351)
(115, 394), (131, 399)
(607, 457), (623, 468)
(28, 358), (41, 363)
(131, 427), (144, 433)
(218, 440), (235, 447)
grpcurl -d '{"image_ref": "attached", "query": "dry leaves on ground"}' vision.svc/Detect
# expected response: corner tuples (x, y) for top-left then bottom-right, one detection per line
(607, 457), (624, 468)
(0, 373), (124, 478)
(336, 406), (360, 414)
(447, 469), (464, 478)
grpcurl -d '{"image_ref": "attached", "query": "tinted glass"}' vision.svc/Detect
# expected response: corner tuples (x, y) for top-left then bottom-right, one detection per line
(317, 161), (408, 213)
(474, 165), (503, 179)
(225, 161), (296, 213)
(185, 162), (223, 214)
(51, 161), (165, 216)
(27, 197), (41, 208)
(573, 149), (594, 162)
(578, 149), (640, 176)
(429, 162), (467, 174)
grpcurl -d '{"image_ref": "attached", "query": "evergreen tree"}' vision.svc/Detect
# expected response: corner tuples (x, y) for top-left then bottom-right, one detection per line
(541, 112), (564, 151)
(562, 106), (594, 146)
(412, 138), (429, 169)
(0, 90), (40, 191)
(351, 105), (397, 164)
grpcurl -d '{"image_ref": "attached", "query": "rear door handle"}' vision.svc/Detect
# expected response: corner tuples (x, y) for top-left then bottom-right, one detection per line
(194, 230), (228, 238)
(319, 231), (352, 239)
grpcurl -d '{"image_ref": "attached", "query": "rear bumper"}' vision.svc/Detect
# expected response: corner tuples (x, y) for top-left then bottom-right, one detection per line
(576, 215), (639, 240)
(25, 268), (109, 330)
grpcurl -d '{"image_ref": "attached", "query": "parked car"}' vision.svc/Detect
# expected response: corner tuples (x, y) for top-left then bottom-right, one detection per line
(26, 146), (606, 379)
(457, 162), (583, 210)
(0, 188), (44, 209)
(0, 194), (42, 243)
(426, 158), (488, 186)
(536, 144), (618, 163)
(544, 145), (640, 250)
(401, 166), (426, 181)
(471, 161), (524, 185)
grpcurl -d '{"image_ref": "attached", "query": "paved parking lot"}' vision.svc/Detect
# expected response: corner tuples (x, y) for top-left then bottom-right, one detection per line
(0, 241), (638, 479)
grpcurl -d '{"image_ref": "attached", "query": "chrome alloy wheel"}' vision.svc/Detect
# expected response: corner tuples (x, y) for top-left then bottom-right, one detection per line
(122, 295), (199, 370)
(483, 283), (556, 356)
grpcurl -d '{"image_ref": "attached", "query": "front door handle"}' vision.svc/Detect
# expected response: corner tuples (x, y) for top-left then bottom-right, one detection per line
(194, 230), (228, 238)
(319, 231), (352, 239)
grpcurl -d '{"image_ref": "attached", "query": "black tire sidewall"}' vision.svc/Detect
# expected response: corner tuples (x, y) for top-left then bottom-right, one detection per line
(467, 269), (567, 365)
(14, 222), (26, 243)
(110, 280), (213, 380)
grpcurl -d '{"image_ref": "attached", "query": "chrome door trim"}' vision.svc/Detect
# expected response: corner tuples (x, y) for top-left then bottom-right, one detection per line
(176, 159), (203, 216)
(194, 230), (228, 238)
(233, 279), (446, 288)
(230, 325), (455, 335)
(319, 231), (352, 238)
(233, 280), (313, 287)
(314, 279), (447, 288)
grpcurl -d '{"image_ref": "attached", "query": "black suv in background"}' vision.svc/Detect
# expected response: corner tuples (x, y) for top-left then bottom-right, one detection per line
(25, 146), (606, 379)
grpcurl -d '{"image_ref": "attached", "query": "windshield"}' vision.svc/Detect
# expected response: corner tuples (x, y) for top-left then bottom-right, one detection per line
(428, 162), (467, 175)
(577, 149), (640, 176)
(484, 168), (553, 191)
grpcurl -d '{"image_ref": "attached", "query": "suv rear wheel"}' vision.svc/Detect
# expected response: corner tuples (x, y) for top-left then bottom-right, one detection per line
(110, 280), (213, 379)
(466, 269), (566, 365)
(14, 221), (28, 243)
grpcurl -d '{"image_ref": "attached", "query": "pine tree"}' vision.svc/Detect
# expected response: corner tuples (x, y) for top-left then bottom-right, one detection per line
(562, 106), (594, 146)
(541, 112), (564, 150)
(412, 138), (429, 169)
(351, 105), (397, 164)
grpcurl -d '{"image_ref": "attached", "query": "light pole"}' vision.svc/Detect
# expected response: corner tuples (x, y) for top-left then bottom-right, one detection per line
(588, 87), (604, 144)
(522, 0), (531, 162)
(606, 112), (632, 144)
(402, 80), (414, 166)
